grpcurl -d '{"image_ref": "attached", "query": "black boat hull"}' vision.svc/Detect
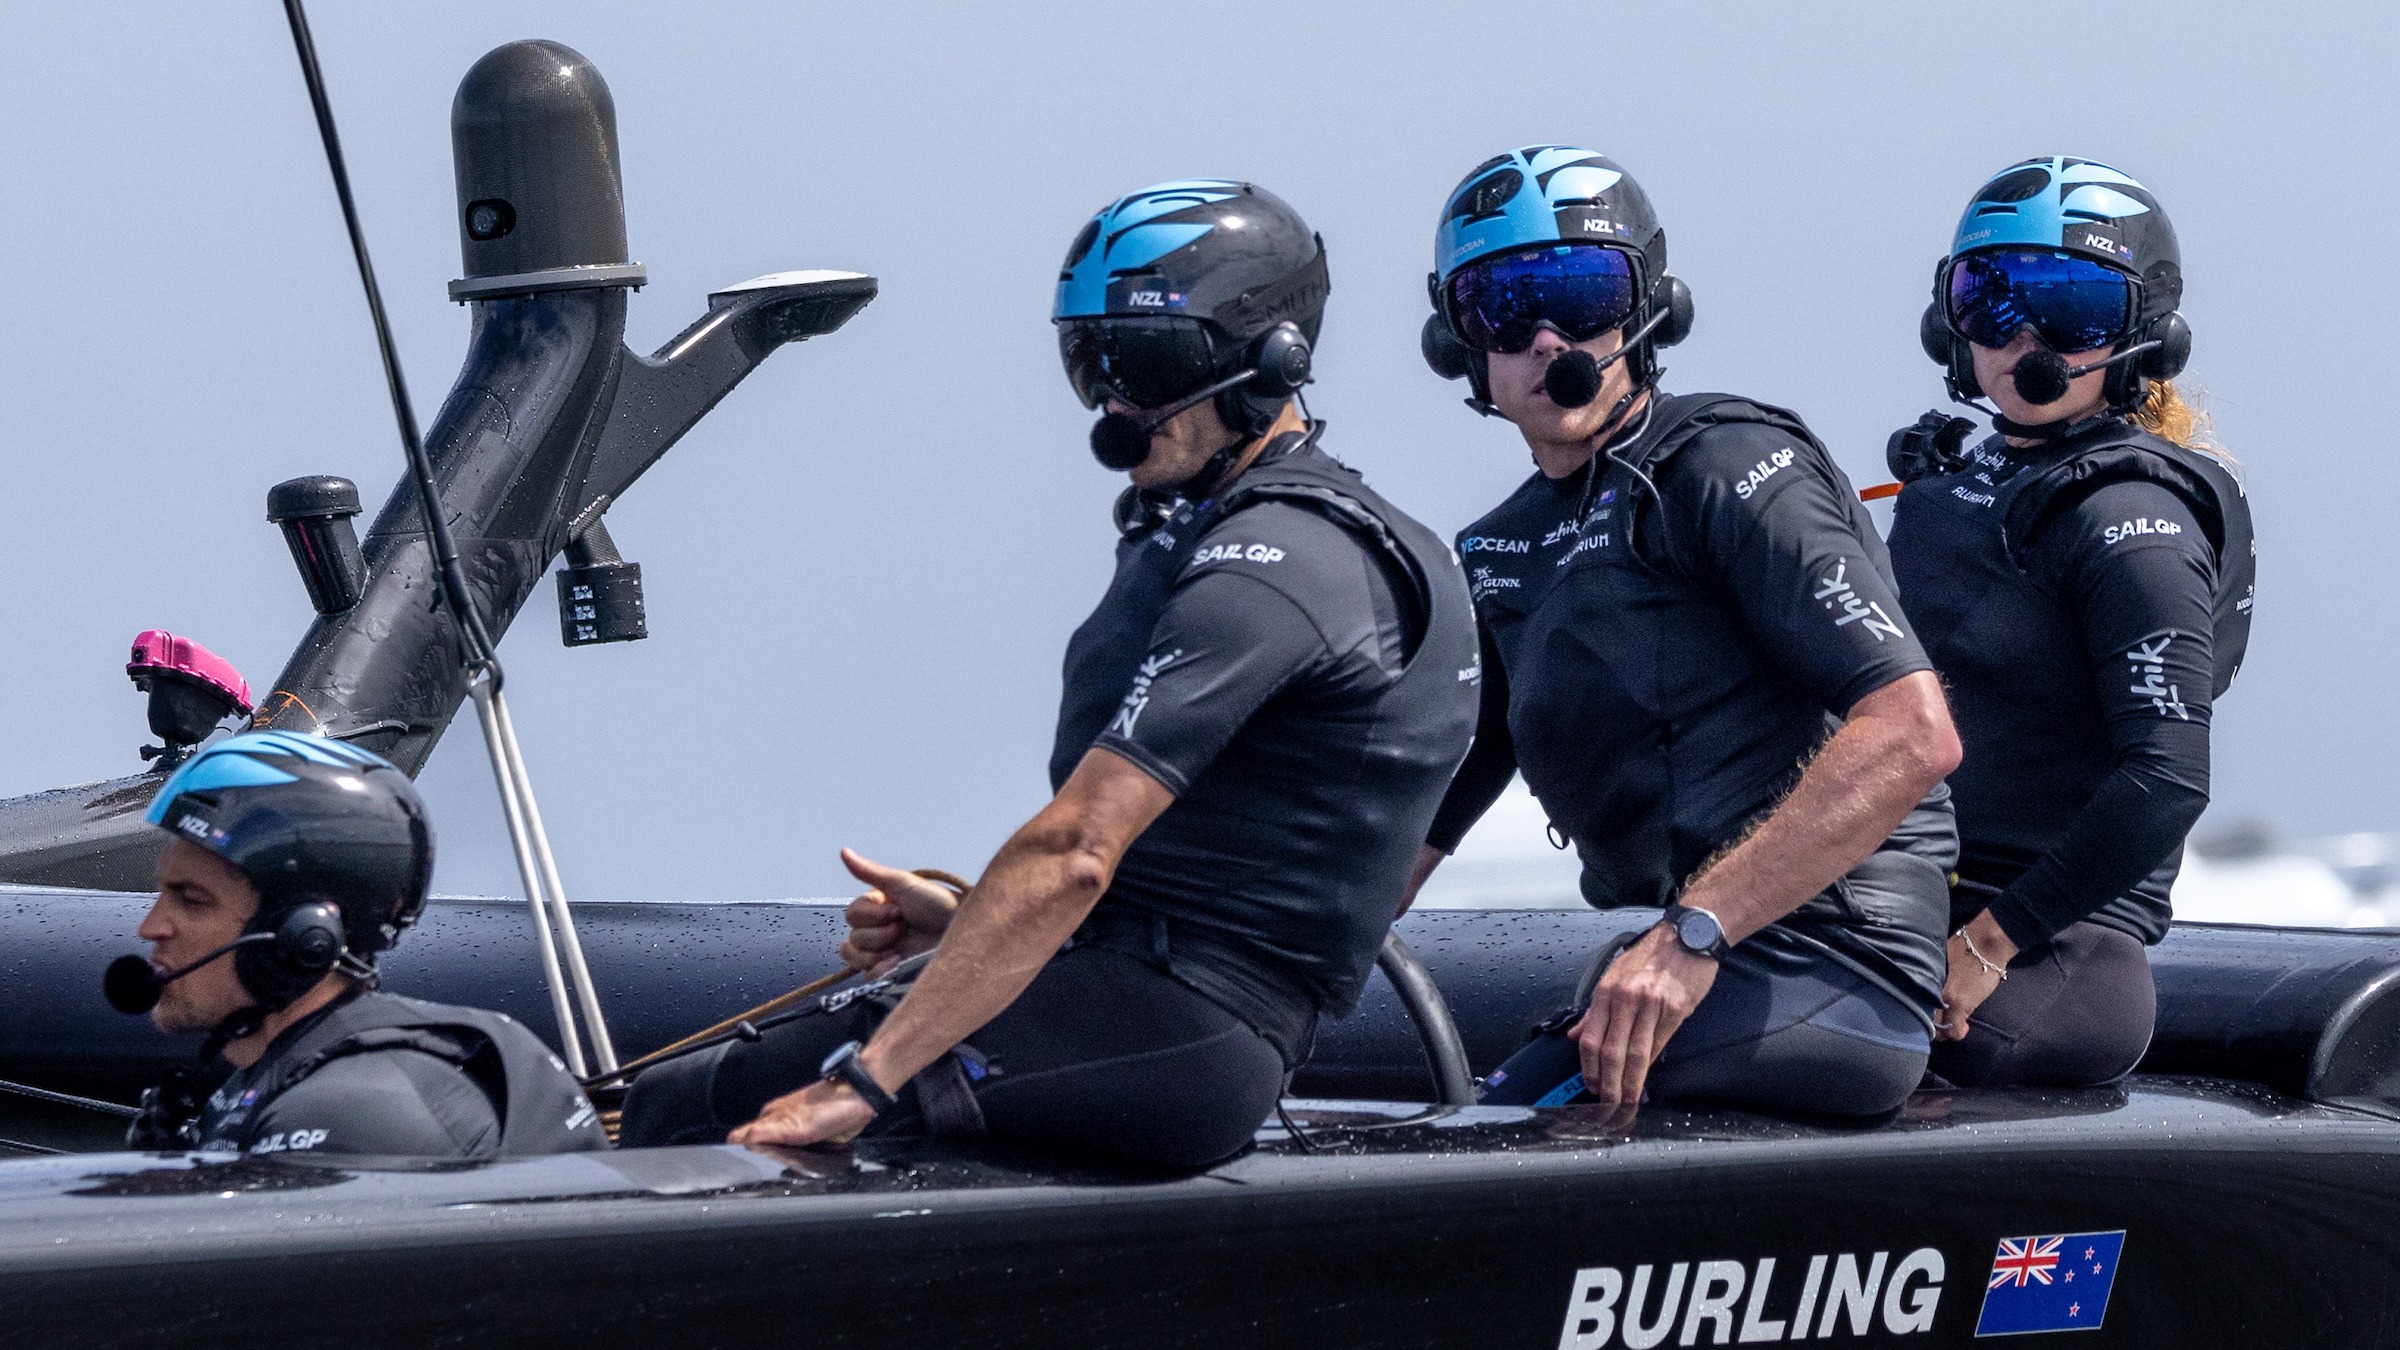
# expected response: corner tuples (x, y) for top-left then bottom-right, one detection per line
(2, 1081), (2394, 1348)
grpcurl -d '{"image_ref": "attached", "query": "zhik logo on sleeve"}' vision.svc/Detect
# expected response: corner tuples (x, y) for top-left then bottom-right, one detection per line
(1108, 650), (1183, 739)
(1813, 559), (1905, 642)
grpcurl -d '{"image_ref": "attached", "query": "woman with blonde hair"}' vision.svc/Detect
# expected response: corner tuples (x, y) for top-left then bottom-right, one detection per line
(1887, 157), (2255, 1087)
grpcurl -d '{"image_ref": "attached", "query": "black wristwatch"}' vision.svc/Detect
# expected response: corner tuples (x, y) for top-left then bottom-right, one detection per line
(1661, 904), (1730, 961)
(819, 1040), (897, 1117)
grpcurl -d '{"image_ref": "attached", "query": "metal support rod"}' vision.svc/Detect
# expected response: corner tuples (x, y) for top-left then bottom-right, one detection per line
(1377, 931), (1477, 1107)
(470, 679), (587, 1078)
(486, 688), (617, 1072)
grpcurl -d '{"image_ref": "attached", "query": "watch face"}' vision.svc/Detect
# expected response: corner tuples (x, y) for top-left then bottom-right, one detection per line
(1677, 909), (1721, 951)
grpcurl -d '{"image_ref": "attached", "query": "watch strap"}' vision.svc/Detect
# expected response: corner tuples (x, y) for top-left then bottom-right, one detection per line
(820, 1040), (897, 1116)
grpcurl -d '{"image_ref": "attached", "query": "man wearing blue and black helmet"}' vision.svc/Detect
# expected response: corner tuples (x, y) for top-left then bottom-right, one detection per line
(1408, 147), (1964, 1118)
(117, 731), (606, 1157)
(1888, 159), (2254, 1088)
(621, 180), (1479, 1167)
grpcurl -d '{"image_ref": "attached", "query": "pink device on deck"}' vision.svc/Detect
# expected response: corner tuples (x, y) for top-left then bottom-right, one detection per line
(127, 631), (254, 714)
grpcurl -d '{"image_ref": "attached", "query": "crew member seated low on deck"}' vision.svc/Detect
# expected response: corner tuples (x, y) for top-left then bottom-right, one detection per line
(621, 181), (1479, 1168)
(119, 732), (607, 1157)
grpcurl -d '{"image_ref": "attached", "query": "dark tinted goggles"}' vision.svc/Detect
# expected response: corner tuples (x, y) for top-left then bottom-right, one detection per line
(1945, 249), (2136, 353)
(1443, 244), (1638, 354)
(1057, 317), (1223, 411)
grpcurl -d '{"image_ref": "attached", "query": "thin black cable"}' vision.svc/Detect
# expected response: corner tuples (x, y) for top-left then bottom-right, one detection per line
(0, 1137), (65, 1156)
(0, 1077), (140, 1120)
(280, 0), (503, 688)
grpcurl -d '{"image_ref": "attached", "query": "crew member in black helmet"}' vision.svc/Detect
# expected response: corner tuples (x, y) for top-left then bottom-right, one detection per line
(1410, 147), (1963, 1117)
(116, 731), (606, 1156)
(1887, 158), (2253, 1086)
(621, 180), (1478, 1166)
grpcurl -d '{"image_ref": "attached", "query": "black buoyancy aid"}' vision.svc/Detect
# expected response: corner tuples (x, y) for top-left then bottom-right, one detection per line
(1062, 428), (1479, 1022)
(1888, 419), (2254, 938)
(244, 992), (608, 1156)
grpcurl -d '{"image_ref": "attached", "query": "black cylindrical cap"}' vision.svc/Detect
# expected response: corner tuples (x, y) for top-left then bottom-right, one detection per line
(451, 40), (629, 280)
(266, 475), (362, 523)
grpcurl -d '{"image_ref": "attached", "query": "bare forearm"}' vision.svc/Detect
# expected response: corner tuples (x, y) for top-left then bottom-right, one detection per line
(1396, 844), (1447, 917)
(856, 824), (1105, 1090)
(1682, 672), (1958, 942)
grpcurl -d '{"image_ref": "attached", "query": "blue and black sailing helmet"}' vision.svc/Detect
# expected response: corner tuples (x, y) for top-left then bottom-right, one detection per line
(1054, 179), (1328, 442)
(1922, 156), (2190, 410)
(1423, 146), (1692, 412)
(147, 731), (433, 1003)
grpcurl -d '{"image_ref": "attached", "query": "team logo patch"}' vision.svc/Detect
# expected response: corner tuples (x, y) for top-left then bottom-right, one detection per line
(1974, 1231), (2124, 1337)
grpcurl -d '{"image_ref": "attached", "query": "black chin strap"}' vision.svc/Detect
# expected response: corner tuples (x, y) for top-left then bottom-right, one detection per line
(1992, 409), (2115, 443)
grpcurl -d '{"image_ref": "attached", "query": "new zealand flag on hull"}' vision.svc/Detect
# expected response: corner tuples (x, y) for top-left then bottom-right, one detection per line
(1975, 1230), (2126, 1336)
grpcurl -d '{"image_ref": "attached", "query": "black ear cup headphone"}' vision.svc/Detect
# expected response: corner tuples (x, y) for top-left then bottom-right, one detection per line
(104, 899), (353, 1017)
(1920, 263), (2190, 414)
(1422, 268), (1691, 416)
(1221, 320), (1313, 435)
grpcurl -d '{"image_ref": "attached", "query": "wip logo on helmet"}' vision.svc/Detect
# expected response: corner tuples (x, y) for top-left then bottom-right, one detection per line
(1558, 1248), (1946, 1347)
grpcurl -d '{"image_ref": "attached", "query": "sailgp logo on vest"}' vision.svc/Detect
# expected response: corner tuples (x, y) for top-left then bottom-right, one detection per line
(1558, 1247), (1946, 1347)
(2127, 635), (2188, 719)
(1813, 559), (1905, 642)
(1109, 650), (1182, 739)
(1734, 447), (1796, 500)
(2103, 517), (2183, 545)
(1191, 542), (1286, 566)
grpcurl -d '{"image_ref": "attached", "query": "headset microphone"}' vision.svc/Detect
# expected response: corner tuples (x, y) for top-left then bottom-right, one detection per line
(104, 936), (271, 1014)
(1542, 307), (1674, 410)
(2007, 338), (2168, 408)
(1088, 366), (1264, 471)
(102, 901), (349, 1015)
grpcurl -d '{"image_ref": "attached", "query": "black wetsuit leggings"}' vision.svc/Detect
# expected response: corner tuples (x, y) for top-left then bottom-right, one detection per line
(1930, 921), (2155, 1088)
(618, 945), (1288, 1169)
(1478, 930), (1934, 1119)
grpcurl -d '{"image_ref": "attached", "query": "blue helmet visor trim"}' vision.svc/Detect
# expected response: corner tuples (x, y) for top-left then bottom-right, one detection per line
(1057, 316), (1224, 411)
(1945, 249), (2136, 354)
(1442, 244), (1637, 355)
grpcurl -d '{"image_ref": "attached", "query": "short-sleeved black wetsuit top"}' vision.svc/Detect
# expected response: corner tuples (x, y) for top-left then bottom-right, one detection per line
(194, 990), (609, 1157)
(1053, 431), (1480, 1051)
(1888, 419), (2254, 950)
(1428, 393), (1953, 1013)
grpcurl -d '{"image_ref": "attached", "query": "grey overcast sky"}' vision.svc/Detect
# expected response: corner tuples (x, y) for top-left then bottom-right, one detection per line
(0, 1), (2390, 900)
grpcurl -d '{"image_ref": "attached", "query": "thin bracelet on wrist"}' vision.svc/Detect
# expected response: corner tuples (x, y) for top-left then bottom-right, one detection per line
(1959, 931), (2009, 981)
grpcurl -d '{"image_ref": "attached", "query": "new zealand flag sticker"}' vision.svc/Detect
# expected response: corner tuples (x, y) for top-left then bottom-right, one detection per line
(1975, 1230), (2125, 1336)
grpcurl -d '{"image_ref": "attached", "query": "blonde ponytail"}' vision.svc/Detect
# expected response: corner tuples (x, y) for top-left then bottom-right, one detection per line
(2130, 379), (2233, 464)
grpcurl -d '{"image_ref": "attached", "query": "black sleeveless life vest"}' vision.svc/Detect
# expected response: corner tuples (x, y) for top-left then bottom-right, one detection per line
(1055, 427), (1480, 1030)
(1482, 393), (1953, 1009)
(198, 991), (610, 1156)
(1887, 417), (2254, 941)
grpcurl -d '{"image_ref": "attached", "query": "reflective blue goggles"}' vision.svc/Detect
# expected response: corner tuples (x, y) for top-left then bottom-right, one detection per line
(1945, 249), (2137, 353)
(1443, 244), (1639, 354)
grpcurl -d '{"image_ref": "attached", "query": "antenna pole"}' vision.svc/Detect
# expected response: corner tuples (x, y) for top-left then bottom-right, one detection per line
(277, 0), (616, 1073)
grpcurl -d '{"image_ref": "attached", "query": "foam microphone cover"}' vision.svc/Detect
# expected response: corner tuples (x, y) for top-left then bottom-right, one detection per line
(2011, 349), (2072, 406)
(104, 955), (163, 1014)
(1089, 412), (1155, 471)
(1544, 349), (1604, 409)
